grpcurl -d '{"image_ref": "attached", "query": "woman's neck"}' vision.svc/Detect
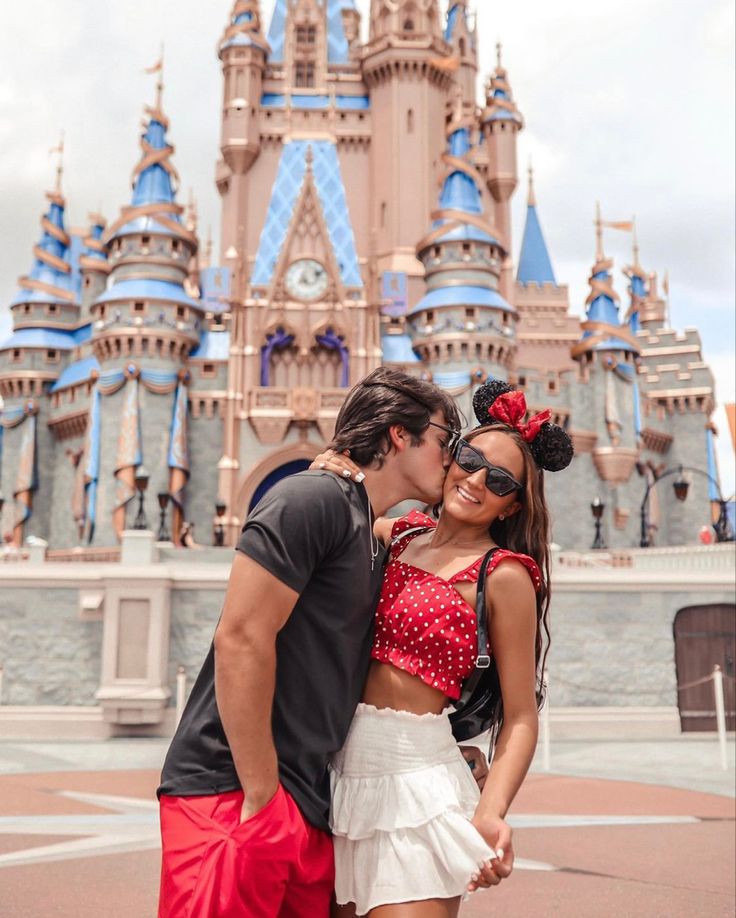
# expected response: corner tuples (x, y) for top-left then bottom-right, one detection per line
(431, 513), (493, 550)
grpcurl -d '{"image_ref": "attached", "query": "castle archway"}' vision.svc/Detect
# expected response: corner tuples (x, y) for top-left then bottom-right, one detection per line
(235, 443), (322, 518)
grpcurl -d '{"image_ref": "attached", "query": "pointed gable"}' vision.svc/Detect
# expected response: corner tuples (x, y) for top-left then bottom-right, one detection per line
(252, 140), (362, 289)
(268, 0), (355, 65)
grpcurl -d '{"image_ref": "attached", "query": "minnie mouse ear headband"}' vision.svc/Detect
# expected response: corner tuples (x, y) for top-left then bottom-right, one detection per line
(472, 379), (574, 473)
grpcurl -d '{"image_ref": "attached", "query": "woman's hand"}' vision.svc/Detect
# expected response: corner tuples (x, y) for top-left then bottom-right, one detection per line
(467, 813), (514, 892)
(309, 449), (364, 482)
(460, 746), (489, 789)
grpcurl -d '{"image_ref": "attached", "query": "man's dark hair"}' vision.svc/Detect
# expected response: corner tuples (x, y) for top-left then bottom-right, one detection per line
(332, 367), (461, 467)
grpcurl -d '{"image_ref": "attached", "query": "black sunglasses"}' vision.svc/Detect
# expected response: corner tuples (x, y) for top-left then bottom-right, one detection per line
(427, 421), (460, 453)
(451, 438), (523, 497)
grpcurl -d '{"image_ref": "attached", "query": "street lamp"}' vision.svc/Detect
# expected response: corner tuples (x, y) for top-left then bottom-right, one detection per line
(213, 500), (227, 547)
(590, 497), (606, 550)
(157, 492), (171, 542)
(133, 466), (150, 530)
(640, 464), (733, 547)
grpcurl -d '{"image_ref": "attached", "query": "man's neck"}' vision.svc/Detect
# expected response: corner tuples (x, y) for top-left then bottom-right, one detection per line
(358, 467), (412, 518)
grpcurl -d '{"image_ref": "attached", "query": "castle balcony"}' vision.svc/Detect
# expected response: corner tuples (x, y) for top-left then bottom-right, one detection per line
(245, 385), (348, 444)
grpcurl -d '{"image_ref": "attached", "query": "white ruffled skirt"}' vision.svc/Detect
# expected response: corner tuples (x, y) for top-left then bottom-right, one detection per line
(330, 703), (494, 916)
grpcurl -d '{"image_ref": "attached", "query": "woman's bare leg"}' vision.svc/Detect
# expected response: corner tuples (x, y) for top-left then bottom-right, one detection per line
(368, 897), (461, 918)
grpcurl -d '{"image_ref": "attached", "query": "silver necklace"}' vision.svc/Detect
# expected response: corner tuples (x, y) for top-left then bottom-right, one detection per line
(367, 501), (380, 571)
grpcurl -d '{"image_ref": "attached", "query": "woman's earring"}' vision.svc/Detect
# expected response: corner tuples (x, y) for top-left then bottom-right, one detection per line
(499, 514), (505, 521)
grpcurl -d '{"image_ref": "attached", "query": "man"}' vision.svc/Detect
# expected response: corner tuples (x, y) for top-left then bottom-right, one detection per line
(157, 367), (489, 917)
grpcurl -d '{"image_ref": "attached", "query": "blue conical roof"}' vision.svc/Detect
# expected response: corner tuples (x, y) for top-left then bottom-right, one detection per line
(431, 128), (498, 246)
(517, 204), (556, 286)
(131, 119), (177, 207)
(107, 100), (185, 242)
(11, 191), (76, 307)
(577, 255), (638, 355)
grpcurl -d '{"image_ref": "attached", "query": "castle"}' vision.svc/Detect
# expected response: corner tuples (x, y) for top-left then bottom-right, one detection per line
(0, 0), (724, 553)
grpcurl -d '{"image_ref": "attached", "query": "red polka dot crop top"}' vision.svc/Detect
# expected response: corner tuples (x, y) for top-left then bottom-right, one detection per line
(371, 510), (543, 700)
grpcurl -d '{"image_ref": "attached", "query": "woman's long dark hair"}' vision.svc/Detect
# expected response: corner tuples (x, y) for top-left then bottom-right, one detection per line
(463, 424), (552, 751)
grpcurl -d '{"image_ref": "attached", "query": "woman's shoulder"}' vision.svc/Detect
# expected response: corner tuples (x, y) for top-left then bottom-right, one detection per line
(488, 549), (543, 593)
(390, 509), (437, 541)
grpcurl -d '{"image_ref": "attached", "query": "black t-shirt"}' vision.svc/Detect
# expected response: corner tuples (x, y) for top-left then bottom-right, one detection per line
(158, 472), (386, 832)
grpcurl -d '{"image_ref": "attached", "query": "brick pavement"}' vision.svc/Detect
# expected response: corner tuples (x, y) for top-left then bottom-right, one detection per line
(0, 763), (733, 918)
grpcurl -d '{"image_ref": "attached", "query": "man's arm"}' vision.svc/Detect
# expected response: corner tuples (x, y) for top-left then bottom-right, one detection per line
(214, 552), (299, 821)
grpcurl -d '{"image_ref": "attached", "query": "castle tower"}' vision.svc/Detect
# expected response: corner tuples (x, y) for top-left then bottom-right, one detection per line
(0, 165), (79, 544)
(363, 0), (453, 305)
(480, 45), (523, 303)
(217, 1), (269, 264)
(87, 77), (201, 545)
(409, 117), (516, 418)
(444, 1), (478, 115)
(571, 207), (641, 515)
(514, 165), (578, 376)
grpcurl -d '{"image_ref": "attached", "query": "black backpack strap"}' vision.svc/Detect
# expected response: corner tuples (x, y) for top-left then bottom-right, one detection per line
(454, 547), (499, 711)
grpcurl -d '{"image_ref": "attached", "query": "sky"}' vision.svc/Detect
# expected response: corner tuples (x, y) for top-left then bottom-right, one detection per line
(1, 0), (734, 493)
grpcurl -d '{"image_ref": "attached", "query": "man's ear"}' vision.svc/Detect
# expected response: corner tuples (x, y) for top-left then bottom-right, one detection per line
(387, 424), (408, 453)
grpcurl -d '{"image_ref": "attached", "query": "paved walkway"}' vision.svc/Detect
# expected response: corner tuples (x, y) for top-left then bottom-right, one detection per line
(0, 737), (733, 918)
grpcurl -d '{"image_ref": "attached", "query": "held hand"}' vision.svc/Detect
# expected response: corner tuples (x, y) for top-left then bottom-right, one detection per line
(460, 746), (489, 790)
(309, 449), (364, 482)
(240, 781), (279, 824)
(467, 814), (514, 892)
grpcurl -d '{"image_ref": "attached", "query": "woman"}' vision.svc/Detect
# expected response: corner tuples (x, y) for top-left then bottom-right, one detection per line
(314, 379), (573, 918)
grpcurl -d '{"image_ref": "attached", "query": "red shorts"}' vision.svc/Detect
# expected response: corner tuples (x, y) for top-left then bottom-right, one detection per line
(158, 784), (334, 918)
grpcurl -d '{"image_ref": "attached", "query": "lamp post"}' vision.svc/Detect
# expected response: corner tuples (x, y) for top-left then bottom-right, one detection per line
(640, 464), (733, 548)
(133, 466), (150, 530)
(157, 492), (171, 542)
(590, 497), (606, 550)
(213, 500), (227, 547)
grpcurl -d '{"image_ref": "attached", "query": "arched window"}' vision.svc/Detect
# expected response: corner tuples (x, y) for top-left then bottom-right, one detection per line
(381, 202), (388, 227)
(459, 37), (466, 57)
(403, 19), (414, 32)
(407, 108), (414, 133)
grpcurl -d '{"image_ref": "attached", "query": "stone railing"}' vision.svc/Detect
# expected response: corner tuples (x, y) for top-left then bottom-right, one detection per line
(555, 542), (734, 572)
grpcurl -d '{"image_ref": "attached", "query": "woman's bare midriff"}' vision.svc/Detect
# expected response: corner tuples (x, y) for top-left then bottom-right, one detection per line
(362, 659), (449, 716)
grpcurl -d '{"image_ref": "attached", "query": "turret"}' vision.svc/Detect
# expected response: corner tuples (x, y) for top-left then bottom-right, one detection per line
(409, 117), (516, 399)
(571, 205), (641, 487)
(444, 1), (477, 115)
(79, 214), (110, 317)
(480, 45), (523, 302)
(88, 77), (200, 545)
(0, 155), (80, 544)
(218, 0), (269, 175)
(363, 0), (453, 304)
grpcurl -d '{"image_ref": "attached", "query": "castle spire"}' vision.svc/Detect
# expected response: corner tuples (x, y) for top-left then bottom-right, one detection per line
(624, 219), (647, 334)
(517, 163), (556, 287)
(571, 204), (639, 360)
(12, 161), (75, 309)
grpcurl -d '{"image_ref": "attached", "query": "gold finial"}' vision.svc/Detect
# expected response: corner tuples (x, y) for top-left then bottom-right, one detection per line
(595, 201), (604, 261)
(527, 159), (536, 207)
(305, 144), (314, 170)
(144, 44), (165, 110)
(496, 41), (502, 71)
(49, 132), (64, 194)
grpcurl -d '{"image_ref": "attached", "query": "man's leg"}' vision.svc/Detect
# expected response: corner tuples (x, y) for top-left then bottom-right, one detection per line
(159, 787), (296, 918)
(280, 812), (335, 918)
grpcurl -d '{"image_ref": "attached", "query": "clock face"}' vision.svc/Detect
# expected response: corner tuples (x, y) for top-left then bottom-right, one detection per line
(285, 258), (329, 301)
